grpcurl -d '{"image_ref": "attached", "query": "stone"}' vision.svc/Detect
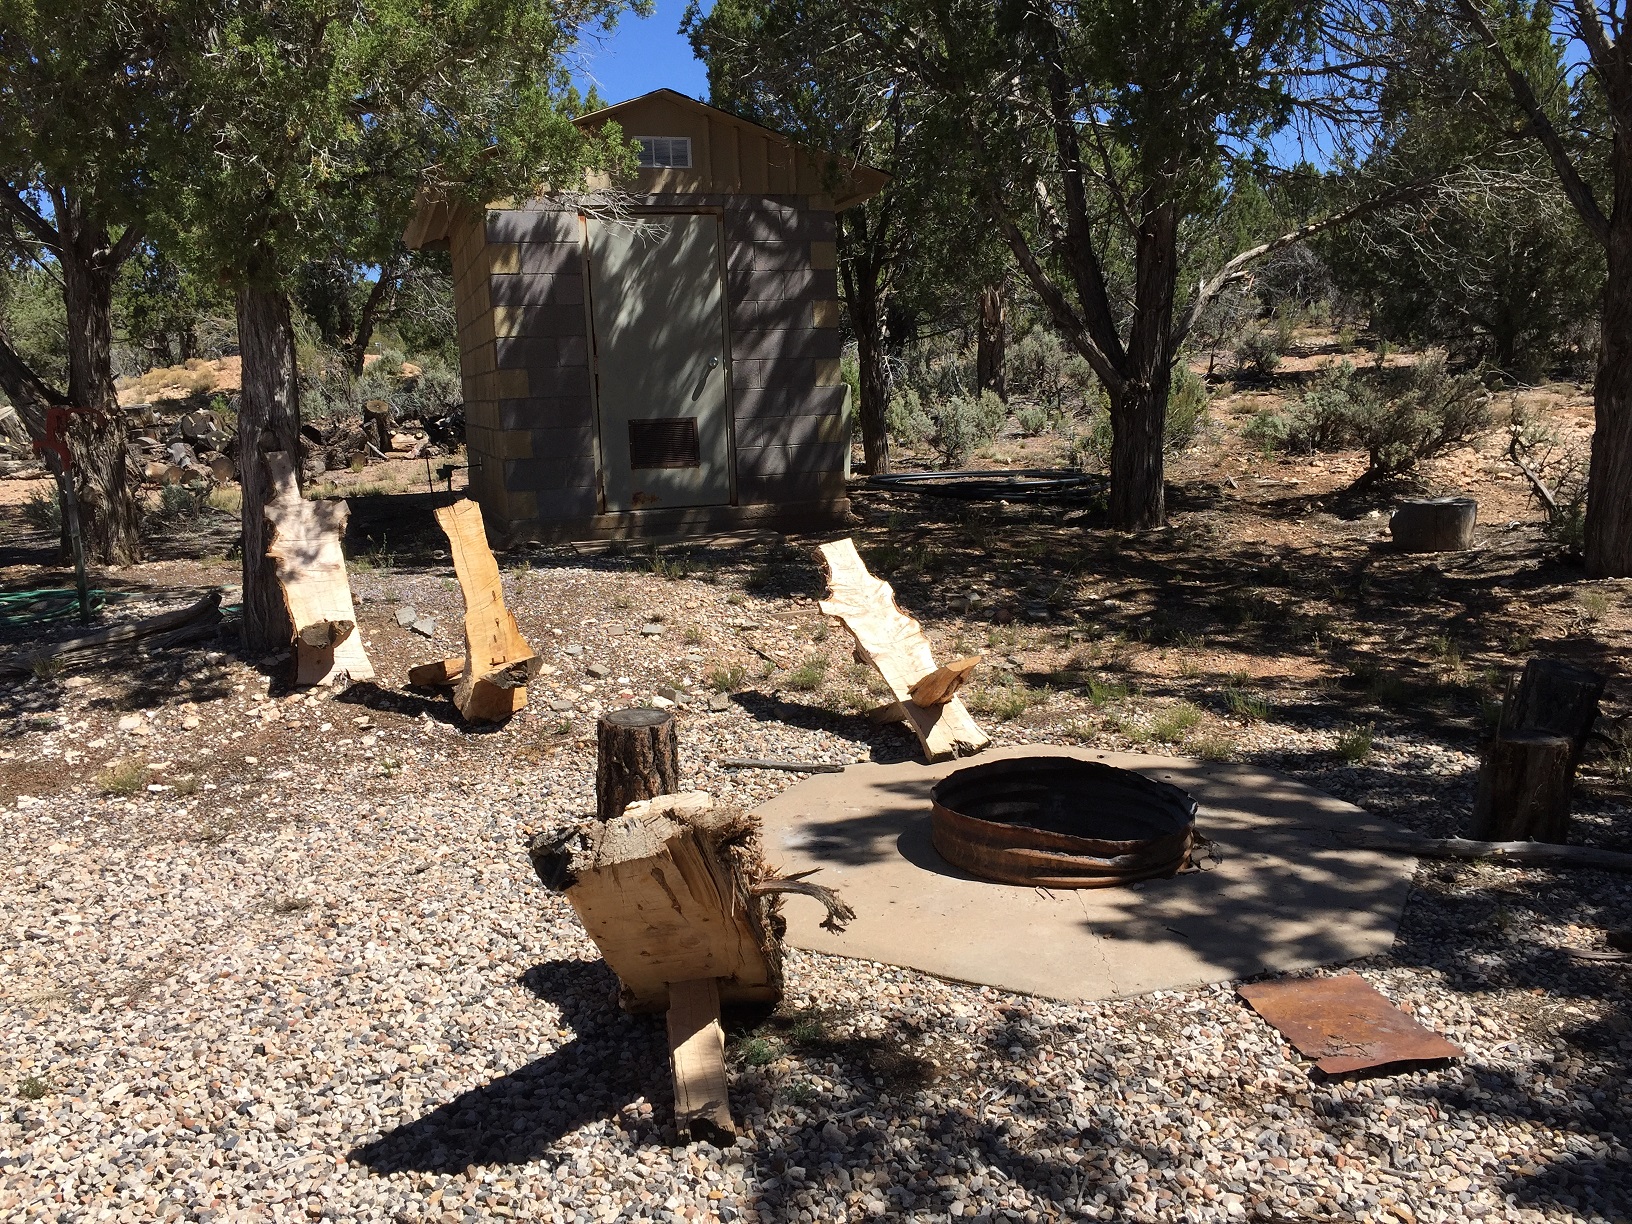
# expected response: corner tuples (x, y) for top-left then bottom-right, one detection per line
(181, 715), (200, 730)
(709, 693), (732, 712)
(641, 623), (663, 636)
(650, 695), (675, 709)
(657, 685), (681, 702)
(410, 618), (436, 638)
(563, 644), (584, 657)
(587, 663), (611, 679)
(117, 714), (142, 733)
(549, 699), (576, 713)
(395, 606), (418, 627)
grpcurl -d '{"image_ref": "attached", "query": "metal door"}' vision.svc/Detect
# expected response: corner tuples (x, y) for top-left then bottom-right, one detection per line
(586, 213), (732, 511)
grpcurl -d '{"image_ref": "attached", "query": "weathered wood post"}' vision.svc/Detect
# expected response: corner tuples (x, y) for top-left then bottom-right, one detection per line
(1465, 657), (1606, 843)
(596, 707), (680, 821)
(1467, 732), (1575, 842)
(1390, 497), (1477, 552)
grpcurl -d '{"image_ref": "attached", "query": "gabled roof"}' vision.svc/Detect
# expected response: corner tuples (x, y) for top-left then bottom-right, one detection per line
(404, 88), (889, 249)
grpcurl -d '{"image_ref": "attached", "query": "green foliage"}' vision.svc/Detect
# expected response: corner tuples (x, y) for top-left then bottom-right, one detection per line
(1244, 357), (1490, 480)
(0, 264), (69, 387)
(114, 246), (235, 372)
(1234, 318), (1292, 378)
(149, 483), (213, 524)
(1007, 330), (1097, 416)
(97, 758), (148, 796)
(17, 1076), (48, 1101)
(886, 387), (1005, 466)
(1335, 724), (1375, 763)
(708, 663), (747, 692)
(1149, 703), (1202, 743)
(21, 487), (61, 534)
(1165, 365), (1209, 451)
(783, 656), (829, 691)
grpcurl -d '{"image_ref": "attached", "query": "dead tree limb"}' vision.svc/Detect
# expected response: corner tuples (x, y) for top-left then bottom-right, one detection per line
(1340, 831), (1632, 873)
(751, 877), (857, 932)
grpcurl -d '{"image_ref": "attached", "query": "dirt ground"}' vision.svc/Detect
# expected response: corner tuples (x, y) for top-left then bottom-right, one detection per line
(1, 335), (1629, 1222)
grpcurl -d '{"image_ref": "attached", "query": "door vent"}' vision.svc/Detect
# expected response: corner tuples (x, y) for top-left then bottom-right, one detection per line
(629, 418), (702, 469)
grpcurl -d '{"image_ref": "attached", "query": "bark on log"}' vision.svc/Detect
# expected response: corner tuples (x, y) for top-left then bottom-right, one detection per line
(1467, 731), (1574, 842)
(1390, 497), (1478, 552)
(1498, 657), (1606, 771)
(0, 592), (222, 676)
(597, 707), (679, 821)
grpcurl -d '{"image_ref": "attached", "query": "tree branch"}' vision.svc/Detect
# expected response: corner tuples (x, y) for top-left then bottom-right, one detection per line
(0, 187), (61, 251)
(1171, 176), (1438, 351)
(1452, 0), (1610, 245)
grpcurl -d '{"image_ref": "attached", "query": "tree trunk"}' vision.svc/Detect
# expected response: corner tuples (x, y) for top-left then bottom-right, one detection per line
(237, 285), (303, 652)
(1106, 379), (1167, 530)
(1467, 731), (1574, 842)
(596, 707), (680, 820)
(1586, 197), (1632, 576)
(839, 208), (891, 476)
(1390, 497), (1478, 552)
(1498, 657), (1605, 772)
(345, 258), (401, 377)
(976, 283), (1007, 400)
(1107, 201), (1179, 531)
(56, 195), (142, 565)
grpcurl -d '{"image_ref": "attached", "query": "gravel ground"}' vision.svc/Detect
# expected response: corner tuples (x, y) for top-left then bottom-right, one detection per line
(3, 524), (1631, 1223)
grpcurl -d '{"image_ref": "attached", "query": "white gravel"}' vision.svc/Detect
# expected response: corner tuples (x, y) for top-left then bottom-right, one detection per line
(3, 540), (1630, 1223)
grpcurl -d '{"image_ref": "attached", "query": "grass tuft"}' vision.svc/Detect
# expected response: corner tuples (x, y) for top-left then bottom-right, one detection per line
(1335, 723), (1374, 763)
(97, 759), (148, 796)
(783, 656), (829, 692)
(1149, 702), (1202, 744)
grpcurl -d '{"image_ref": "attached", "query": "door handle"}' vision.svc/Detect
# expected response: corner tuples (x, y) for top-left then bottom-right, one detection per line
(692, 356), (720, 400)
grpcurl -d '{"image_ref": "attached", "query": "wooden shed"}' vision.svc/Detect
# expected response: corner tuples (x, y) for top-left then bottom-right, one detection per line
(403, 89), (888, 543)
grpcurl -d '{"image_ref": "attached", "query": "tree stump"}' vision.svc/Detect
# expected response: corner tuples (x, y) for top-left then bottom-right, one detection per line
(1499, 657), (1606, 771)
(1467, 731), (1574, 842)
(1390, 497), (1477, 552)
(597, 707), (680, 821)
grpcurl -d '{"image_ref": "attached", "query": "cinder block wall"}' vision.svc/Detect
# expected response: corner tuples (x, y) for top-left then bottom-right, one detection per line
(449, 196), (850, 537)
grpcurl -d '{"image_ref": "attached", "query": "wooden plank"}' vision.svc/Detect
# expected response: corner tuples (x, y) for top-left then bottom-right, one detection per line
(908, 656), (980, 707)
(408, 656), (464, 687)
(666, 977), (735, 1144)
(434, 498), (540, 721)
(817, 538), (989, 762)
(263, 452), (374, 686)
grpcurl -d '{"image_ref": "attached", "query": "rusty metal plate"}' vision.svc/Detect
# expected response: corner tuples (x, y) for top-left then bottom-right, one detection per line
(1238, 971), (1464, 1075)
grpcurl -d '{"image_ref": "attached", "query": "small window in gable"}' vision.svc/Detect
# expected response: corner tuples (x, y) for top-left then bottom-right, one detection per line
(637, 136), (692, 169)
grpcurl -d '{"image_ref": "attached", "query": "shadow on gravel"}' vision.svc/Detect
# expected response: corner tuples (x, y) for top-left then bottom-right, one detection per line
(730, 691), (917, 765)
(348, 958), (670, 1173)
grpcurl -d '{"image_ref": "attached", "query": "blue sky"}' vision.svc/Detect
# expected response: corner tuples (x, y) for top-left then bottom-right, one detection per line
(571, 0), (712, 107)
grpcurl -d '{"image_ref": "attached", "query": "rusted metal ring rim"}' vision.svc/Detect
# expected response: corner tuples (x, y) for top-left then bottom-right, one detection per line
(930, 757), (1198, 888)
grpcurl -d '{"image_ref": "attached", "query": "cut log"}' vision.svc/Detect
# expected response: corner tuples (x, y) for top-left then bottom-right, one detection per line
(0, 592), (222, 677)
(865, 700), (908, 725)
(666, 977), (734, 1144)
(407, 656), (464, 687)
(263, 451), (375, 686)
(434, 498), (541, 722)
(1467, 731), (1574, 842)
(1498, 657), (1605, 771)
(908, 655), (981, 707)
(1389, 497), (1477, 552)
(1338, 830), (1632, 873)
(818, 538), (990, 762)
(597, 707), (680, 821)
(528, 792), (786, 1012)
(719, 758), (846, 774)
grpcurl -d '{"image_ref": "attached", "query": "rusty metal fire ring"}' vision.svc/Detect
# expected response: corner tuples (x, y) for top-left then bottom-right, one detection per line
(930, 757), (1197, 888)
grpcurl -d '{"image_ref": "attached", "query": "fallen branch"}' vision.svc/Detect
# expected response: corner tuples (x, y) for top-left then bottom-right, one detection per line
(0, 592), (222, 676)
(1507, 432), (1558, 516)
(751, 877), (857, 932)
(1340, 830), (1632, 873)
(719, 758), (846, 774)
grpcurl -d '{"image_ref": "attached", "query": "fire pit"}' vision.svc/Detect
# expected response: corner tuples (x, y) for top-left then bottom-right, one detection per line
(930, 756), (1197, 888)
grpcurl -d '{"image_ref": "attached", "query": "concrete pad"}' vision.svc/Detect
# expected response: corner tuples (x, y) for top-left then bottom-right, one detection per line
(752, 746), (1418, 1002)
